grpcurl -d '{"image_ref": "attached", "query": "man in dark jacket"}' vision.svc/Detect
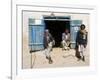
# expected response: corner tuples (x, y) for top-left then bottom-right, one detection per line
(76, 24), (88, 61)
(43, 29), (55, 64)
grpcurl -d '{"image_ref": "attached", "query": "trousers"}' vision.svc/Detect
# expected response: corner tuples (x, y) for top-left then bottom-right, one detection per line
(62, 40), (70, 50)
(44, 42), (53, 57)
(78, 44), (85, 58)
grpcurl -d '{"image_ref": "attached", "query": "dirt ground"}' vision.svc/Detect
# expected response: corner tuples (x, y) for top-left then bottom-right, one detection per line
(26, 47), (89, 69)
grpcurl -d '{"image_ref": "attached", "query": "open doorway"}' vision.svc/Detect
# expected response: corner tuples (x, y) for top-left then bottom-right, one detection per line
(44, 17), (70, 47)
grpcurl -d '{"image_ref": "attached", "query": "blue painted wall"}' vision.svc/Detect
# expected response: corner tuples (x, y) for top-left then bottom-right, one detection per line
(29, 18), (45, 52)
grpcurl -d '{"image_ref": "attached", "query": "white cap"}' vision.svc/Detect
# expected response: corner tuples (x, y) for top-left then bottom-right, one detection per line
(45, 29), (49, 32)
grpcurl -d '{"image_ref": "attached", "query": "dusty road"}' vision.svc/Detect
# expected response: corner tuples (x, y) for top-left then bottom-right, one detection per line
(29, 48), (89, 69)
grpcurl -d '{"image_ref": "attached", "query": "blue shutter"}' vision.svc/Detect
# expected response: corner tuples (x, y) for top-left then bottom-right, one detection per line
(29, 18), (44, 52)
(70, 20), (82, 48)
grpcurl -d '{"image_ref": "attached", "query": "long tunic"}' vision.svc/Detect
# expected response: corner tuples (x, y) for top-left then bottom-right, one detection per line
(43, 33), (54, 49)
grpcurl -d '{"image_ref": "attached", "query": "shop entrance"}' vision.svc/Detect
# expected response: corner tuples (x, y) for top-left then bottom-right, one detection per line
(44, 17), (70, 47)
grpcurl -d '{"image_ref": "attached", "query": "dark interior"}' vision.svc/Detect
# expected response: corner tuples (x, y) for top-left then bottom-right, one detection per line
(44, 20), (70, 47)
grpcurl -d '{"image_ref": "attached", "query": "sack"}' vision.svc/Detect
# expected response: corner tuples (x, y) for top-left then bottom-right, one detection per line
(75, 48), (81, 59)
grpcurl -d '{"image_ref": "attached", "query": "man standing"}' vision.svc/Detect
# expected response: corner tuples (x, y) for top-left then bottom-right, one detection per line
(43, 29), (55, 64)
(76, 24), (88, 61)
(62, 29), (70, 50)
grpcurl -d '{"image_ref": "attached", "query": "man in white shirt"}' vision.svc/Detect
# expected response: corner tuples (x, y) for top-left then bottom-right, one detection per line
(62, 29), (70, 50)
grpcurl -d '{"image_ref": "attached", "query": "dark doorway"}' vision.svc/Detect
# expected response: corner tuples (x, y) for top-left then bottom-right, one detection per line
(44, 19), (70, 47)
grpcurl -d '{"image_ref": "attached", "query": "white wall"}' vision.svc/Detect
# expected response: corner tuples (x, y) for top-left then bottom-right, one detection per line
(23, 11), (89, 33)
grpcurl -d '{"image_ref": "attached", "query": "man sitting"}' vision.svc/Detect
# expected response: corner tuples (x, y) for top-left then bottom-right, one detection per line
(61, 29), (70, 50)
